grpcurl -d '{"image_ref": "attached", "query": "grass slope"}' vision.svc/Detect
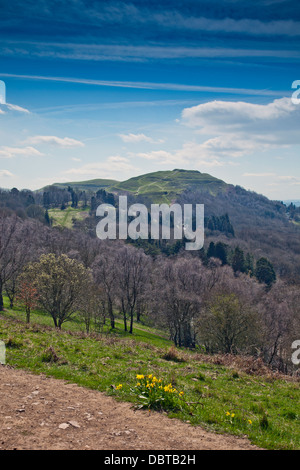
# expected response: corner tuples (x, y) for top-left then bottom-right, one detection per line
(48, 169), (227, 204)
(111, 169), (226, 203)
(48, 206), (89, 229)
(50, 178), (118, 192)
(0, 298), (299, 450)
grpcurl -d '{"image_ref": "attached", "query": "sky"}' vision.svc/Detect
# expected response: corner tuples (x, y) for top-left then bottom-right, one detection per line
(0, 0), (299, 200)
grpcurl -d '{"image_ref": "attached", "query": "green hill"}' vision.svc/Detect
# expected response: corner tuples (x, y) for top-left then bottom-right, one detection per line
(49, 169), (227, 204)
(51, 178), (118, 192)
(111, 169), (227, 203)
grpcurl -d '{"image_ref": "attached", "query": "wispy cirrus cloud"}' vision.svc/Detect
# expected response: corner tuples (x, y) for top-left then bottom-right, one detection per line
(0, 102), (30, 114)
(0, 73), (287, 98)
(1, 41), (299, 63)
(2, 2), (300, 37)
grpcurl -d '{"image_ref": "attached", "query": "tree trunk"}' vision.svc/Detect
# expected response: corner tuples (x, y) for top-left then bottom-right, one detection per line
(108, 299), (115, 329)
(123, 312), (127, 332)
(129, 310), (134, 334)
(0, 280), (4, 312)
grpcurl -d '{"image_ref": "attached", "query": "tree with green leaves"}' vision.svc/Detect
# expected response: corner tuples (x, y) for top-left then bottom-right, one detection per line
(255, 257), (276, 288)
(231, 246), (246, 274)
(198, 293), (260, 354)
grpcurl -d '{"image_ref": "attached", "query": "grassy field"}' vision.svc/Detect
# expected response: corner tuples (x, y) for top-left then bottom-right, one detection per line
(0, 298), (299, 450)
(49, 206), (90, 229)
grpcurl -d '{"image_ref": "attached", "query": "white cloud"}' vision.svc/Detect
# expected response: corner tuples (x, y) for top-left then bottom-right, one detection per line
(182, 98), (298, 131)
(107, 155), (130, 163)
(243, 173), (276, 177)
(0, 103), (30, 114)
(0, 169), (14, 177)
(180, 97), (300, 162)
(65, 157), (139, 179)
(119, 133), (164, 144)
(23, 135), (84, 148)
(137, 144), (226, 167)
(0, 146), (44, 159)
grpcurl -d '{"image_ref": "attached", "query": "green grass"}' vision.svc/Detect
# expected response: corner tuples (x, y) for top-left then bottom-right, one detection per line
(110, 169), (227, 203)
(49, 206), (89, 228)
(0, 298), (299, 450)
(46, 178), (118, 192)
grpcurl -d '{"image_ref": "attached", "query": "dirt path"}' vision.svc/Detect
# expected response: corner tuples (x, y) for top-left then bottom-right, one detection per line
(0, 365), (260, 450)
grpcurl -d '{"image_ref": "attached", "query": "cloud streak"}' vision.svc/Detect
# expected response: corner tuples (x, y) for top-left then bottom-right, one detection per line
(1, 41), (299, 63)
(23, 135), (85, 148)
(0, 73), (287, 98)
(0, 146), (44, 159)
(119, 133), (164, 144)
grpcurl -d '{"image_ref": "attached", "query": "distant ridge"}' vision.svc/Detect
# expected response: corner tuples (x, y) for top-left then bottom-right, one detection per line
(46, 169), (228, 204)
(283, 200), (300, 207)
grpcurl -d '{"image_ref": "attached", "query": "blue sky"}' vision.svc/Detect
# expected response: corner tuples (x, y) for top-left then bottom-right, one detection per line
(0, 0), (299, 199)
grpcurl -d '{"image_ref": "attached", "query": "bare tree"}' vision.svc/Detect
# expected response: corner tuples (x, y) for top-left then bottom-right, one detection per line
(115, 245), (151, 334)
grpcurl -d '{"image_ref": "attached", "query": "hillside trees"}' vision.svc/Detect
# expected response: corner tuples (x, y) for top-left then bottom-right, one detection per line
(92, 242), (121, 329)
(0, 217), (36, 311)
(198, 293), (261, 354)
(115, 245), (151, 334)
(16, 279), (38, 323)
(150, 257), (220, 347)
(24, 253), (92, 328)
(259, 282), (300, 372)
(255, 257), (276, 288)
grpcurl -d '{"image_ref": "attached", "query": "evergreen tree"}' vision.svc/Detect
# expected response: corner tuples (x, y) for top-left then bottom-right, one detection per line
(231, 247), (246, 273)
(207, 241), (216, 258)
(255, 257), (276, 288)
(215, 242), (228, 265)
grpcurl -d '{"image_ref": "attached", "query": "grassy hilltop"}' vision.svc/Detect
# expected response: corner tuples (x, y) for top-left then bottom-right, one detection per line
(51, 169), (227, 204)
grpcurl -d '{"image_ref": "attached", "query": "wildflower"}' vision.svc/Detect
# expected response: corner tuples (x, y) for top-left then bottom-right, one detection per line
(248, 419), (252, 425)
(136, 374), (144, 380)
(179, 391), (184, 396)
(231, 413), (235, 418)
(226, 411), (231, 416)
(116, 384), (123, 390)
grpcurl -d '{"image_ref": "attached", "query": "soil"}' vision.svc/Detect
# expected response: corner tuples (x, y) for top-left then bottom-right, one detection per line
(0, 365), (261, 450)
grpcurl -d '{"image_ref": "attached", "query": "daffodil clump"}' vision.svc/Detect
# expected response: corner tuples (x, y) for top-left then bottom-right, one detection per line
(133, 374), (186, 411)
(225, 411), (253, 426)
